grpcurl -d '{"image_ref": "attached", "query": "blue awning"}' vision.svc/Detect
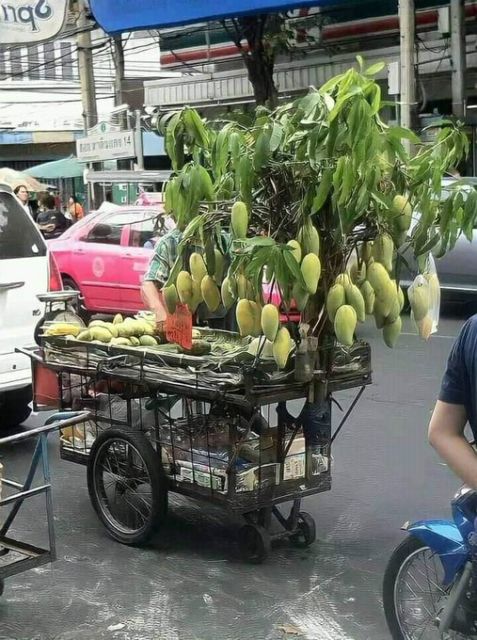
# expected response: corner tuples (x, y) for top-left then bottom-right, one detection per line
(90, 0), (353, 33)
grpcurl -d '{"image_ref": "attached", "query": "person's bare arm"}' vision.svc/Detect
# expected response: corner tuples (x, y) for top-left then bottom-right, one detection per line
(141, 280), (167, 333)
(428, 400), (477, 488)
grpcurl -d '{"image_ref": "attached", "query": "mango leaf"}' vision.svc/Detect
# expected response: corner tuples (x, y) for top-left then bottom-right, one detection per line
(328, 86), (363, 123)
(365, 61), (386, 76)
(367, 83), (381, 115)
(183, 108), (209, 148)
(254, 131), (271, 171)
(337, 159), (354, 206)
(164, 254), (183, 288)
(312, 167), (333, 213)
(448, 216), (460, 251)
(462, 189), (477, 241)
(387, 126), (421, 144)
(205, 236), (216, 276)
(238, 155), (253, 205)
(415, 230), (440, 256)
(237, 236), (276, 248)
(283, 249), (306, 288)
(269, 122), (284, 153)
(212, 128), (230, 178)
(439, 193), (455, 236)
(319, 73), (345, 95)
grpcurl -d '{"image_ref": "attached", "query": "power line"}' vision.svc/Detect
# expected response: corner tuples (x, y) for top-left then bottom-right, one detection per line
(0, 38), (160, 82)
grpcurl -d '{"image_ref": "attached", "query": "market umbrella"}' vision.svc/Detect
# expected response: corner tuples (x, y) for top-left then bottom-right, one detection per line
(90, 0), (353, 32)
(0, 167), (49, 192)
(24, 155), (84, 180)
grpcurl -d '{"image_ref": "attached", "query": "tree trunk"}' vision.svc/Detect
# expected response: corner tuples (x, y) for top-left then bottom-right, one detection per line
(240, 43), (278, 107)
(236, 15), (279, 108)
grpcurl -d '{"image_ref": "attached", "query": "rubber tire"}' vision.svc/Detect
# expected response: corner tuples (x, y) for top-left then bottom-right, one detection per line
(383, 535), (434, 640)
(1, 386), (32, 429)
(87, 429), (167, 546)
(238, 524), (271, 564)
(290, 511), (316, 548)
(61, 277), (90, 323)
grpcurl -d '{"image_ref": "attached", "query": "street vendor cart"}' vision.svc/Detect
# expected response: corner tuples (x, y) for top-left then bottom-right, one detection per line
(19, 327), (370, 563)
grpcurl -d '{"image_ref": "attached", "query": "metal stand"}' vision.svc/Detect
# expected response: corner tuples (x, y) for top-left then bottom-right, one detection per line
(0, 413), (89, 595)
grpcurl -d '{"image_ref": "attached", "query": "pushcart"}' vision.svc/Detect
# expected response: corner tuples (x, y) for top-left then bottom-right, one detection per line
(0, 411), (90, 595)
(19, 336), (371, 563)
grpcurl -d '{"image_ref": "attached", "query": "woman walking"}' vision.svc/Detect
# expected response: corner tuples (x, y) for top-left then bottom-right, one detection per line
(67, 195), (84, 222)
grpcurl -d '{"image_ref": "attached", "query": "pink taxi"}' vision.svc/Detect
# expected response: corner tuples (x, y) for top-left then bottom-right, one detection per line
(48, 206), (172, 316)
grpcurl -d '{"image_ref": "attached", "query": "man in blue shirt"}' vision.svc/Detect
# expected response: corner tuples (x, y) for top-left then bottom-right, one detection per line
(429, 317), (477, 487)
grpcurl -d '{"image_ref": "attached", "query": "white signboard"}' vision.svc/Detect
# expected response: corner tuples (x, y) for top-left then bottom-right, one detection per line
(76, 130), (136, 163)
(0, 0), (68, 44)
(88, 121), (121, 136)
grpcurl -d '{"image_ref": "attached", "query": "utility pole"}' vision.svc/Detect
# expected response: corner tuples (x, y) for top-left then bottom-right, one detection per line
(135, 109), (144, 170)
(399, 0), (416, 149)
(77, 0), (99, 208)
(450, 0), (466, 119)
(77, 0), (97, 132)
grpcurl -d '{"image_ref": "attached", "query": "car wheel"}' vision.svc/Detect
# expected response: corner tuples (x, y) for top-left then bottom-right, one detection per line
(61, 277), (90, 323)
(1, 386), (32, 429)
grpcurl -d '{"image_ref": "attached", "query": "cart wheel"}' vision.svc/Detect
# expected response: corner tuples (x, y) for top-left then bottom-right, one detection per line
(290, 512), (316, 548)
(0, 579), (4, 596)
(87, 429), (167, 546)
(238, 524), (271, 564)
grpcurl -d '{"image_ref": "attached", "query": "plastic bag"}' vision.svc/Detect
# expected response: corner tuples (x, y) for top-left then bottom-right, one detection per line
(408, 254), (441, 341)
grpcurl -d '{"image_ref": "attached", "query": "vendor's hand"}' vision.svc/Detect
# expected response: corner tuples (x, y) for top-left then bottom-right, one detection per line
(155, 316), (167, 338)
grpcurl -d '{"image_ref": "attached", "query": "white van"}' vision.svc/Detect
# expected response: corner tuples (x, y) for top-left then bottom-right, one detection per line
(0, 185), (62, 428)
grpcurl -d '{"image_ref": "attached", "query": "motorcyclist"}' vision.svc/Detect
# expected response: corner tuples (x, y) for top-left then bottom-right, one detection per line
(429, 316), (477, 488)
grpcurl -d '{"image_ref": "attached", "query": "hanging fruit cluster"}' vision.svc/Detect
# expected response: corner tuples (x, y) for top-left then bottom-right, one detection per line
(157, 58), (472, 368)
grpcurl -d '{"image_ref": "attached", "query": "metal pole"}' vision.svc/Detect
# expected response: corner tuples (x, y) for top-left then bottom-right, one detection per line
(77, 0), (99, 209)
(135, 109), (145, 170)
(77, 0), (97, 132)
(399, 0), (416, 147)
(451, 0), (466, 119)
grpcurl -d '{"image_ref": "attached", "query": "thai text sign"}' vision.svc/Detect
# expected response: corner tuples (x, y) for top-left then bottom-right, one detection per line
(0, 0), (68, 44)
(76, 130), (136, 163)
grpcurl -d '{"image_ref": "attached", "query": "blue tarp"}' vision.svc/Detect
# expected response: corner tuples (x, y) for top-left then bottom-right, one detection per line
(90, 0), (352, 33)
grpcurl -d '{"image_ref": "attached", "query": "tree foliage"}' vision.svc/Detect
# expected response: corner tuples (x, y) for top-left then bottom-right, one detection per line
(157, 60), (470, 346)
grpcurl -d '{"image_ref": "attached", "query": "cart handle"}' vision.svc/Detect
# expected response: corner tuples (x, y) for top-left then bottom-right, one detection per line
(0, 411), (91, 446)
(15, 346), (44, 363)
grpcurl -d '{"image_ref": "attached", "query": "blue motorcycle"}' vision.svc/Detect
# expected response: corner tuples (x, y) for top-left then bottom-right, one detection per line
(384, 486), (477, 639)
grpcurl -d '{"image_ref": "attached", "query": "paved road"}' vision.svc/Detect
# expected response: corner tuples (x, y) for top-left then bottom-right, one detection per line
(0, 310), (472, 640)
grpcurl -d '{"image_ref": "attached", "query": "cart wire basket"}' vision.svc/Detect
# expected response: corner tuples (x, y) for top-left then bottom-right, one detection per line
(20, 341), (371, 563)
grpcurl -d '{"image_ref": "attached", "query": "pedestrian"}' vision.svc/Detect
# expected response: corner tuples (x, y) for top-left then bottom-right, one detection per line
(67, 195), (84, 222)
(141, 220), (233, 336)
(36, 194), (68, 240)
(13, 184), (33, 218)
(429, 315), (477, 487)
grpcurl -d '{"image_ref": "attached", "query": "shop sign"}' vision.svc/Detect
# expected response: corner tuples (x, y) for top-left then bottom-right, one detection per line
(76, 130), (136, 163)
(0, 0), (68, 44)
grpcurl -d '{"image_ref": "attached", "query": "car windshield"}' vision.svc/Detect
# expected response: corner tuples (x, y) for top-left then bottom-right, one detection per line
(0, 192), (46, 259)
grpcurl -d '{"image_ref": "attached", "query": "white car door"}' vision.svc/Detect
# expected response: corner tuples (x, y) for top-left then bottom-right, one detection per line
(0, 191), (48, 390)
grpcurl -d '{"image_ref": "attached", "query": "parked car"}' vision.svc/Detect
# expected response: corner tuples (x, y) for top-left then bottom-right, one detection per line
(0, 184), (63, 428)
(400, 178), (477, 297)
(48, 206), (172, 316)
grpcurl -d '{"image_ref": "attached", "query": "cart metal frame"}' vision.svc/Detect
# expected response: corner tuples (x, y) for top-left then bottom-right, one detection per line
(19, 341), (371, 562)
(0, 412), (90, 595)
